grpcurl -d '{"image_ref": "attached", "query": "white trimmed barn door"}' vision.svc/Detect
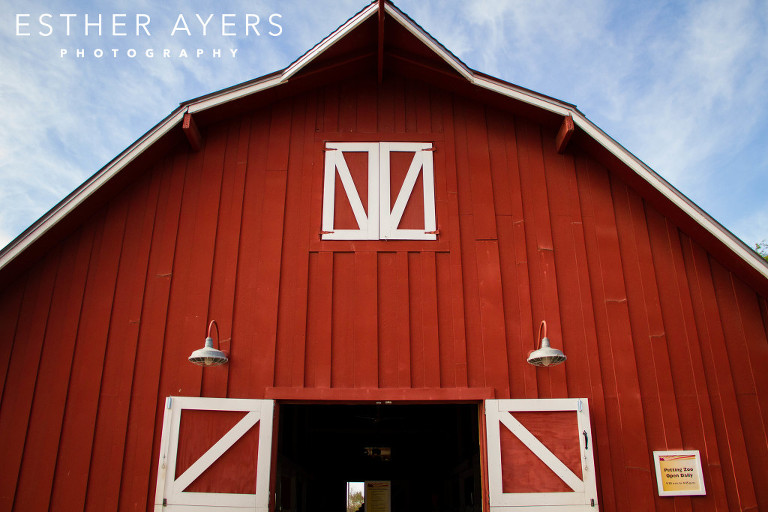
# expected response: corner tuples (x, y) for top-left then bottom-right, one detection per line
(485, 399), (598, 511)
(154, 397), (275, 512)
(321, 142), (436, 240)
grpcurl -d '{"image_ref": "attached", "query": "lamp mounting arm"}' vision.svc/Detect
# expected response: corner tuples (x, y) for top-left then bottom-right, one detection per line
(537, 320), (548, 349)
(207, 320), (220, 348)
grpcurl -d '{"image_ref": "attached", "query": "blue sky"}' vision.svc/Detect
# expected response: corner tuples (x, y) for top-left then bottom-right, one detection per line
(1, 0), (766, 252)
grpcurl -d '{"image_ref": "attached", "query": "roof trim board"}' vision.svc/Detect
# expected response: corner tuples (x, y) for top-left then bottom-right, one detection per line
(281, 2), (379, 82)
(1, 0), (766, 283)
(383, 3), (474, 81)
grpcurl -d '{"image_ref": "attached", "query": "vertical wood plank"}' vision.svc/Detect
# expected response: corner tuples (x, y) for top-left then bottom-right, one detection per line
(275, 94), (315, 388)
(0, 249), (59, 512)
(576, 156), (653, 510)
(732, 276), (768, 439)
(541, 143), (593, 399)
(648, 209), (723, 512)
(332, 252), (355, 388)
(516, 120), (566, 398)
(613, 185), (683, 512)
(305, 252), (333, 388)
(554, 153), (615, 511)
(690, 244), (757, 510)
(323, 83), (339, 133)
(681, 235), (743, 511)
(393, 75), (406, 133)
(84, 166), (163, 512)
(377, 252), (410, 388)
(496, 115), (538, 399)
(155, 146), (210, 402)
(437, 95), (468, 387)
(0, 283), (24, 404)
(715, 267), (768, 510)
(377, 77), (395, 133)
(404, 78), (418, 133)
(118, 155), (187, 512)
(475, 240), (510, 397)
(421, 252), (441, 388)
(408, 252), (425, 387)
(459, 212), (484, 389)
(413, 80), (431, 134)
(339, 81), (357, 131)
(355, 252), (378, 388)
(202, 118), (250, 398)
(465, 104), (496, 239)
(267, 100), (292, 171)
(250, 170), (288, 392)
(435, 252), (455, 388)
(496, 216), (529, 398)
(13, 226), (93, 511)
(356, 76), (377, 133)
(43, 199), (128, 512)
(230, 112), (269, 397)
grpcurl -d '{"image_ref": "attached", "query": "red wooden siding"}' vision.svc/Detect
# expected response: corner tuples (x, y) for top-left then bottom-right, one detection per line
(0, 73), (766, 512)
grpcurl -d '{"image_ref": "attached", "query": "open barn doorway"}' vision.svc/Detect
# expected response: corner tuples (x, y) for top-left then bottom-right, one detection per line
(275, 403), (482, 512)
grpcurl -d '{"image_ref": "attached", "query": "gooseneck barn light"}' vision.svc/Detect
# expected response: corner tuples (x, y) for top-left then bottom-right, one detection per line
(527, 320), (567, 367)
(188, 320), (229, 366)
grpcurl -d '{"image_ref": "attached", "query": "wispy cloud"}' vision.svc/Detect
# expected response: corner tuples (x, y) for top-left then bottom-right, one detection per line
(401, 0), (768, 245)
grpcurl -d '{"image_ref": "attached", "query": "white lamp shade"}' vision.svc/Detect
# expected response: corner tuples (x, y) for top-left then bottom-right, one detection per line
(188, 337), (229, 366)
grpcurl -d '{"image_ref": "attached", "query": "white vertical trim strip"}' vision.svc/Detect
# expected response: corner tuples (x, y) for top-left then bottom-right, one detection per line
(576, 398), (598, 507)
(154, 397), (176, 511)
(379, 144), (392, 239)
(367, 144), (380, 239)
(421, 148), (436, 234)
(255, 400), (275, 510)
(485, 400), (505, 505)
(322, 149), (338, 233)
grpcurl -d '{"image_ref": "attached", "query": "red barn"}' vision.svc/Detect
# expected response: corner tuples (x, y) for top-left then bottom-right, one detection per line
(1, 2), (767, 511)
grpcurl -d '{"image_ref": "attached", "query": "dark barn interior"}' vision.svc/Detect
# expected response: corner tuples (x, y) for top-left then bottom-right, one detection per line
(276, 403), (482, 512)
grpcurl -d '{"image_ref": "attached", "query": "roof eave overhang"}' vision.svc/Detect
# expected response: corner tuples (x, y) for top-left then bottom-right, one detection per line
(1, 0), (767, 286)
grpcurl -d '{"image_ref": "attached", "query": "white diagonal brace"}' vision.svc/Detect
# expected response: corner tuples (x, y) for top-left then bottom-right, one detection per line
(498, 412), (584, 493)
(172, 411), (260, 495)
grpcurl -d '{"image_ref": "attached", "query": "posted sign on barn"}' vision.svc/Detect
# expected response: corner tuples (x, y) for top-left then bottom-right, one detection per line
(652, 451), (706, 497)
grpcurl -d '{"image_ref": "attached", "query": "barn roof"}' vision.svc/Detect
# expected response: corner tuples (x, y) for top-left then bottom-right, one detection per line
(1, 0), (767, 293)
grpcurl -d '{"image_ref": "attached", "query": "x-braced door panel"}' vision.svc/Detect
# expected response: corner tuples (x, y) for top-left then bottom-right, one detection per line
(155, 397), (275, 511)
(485, 399), (598, 511)
(322, 142), (436, 240)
